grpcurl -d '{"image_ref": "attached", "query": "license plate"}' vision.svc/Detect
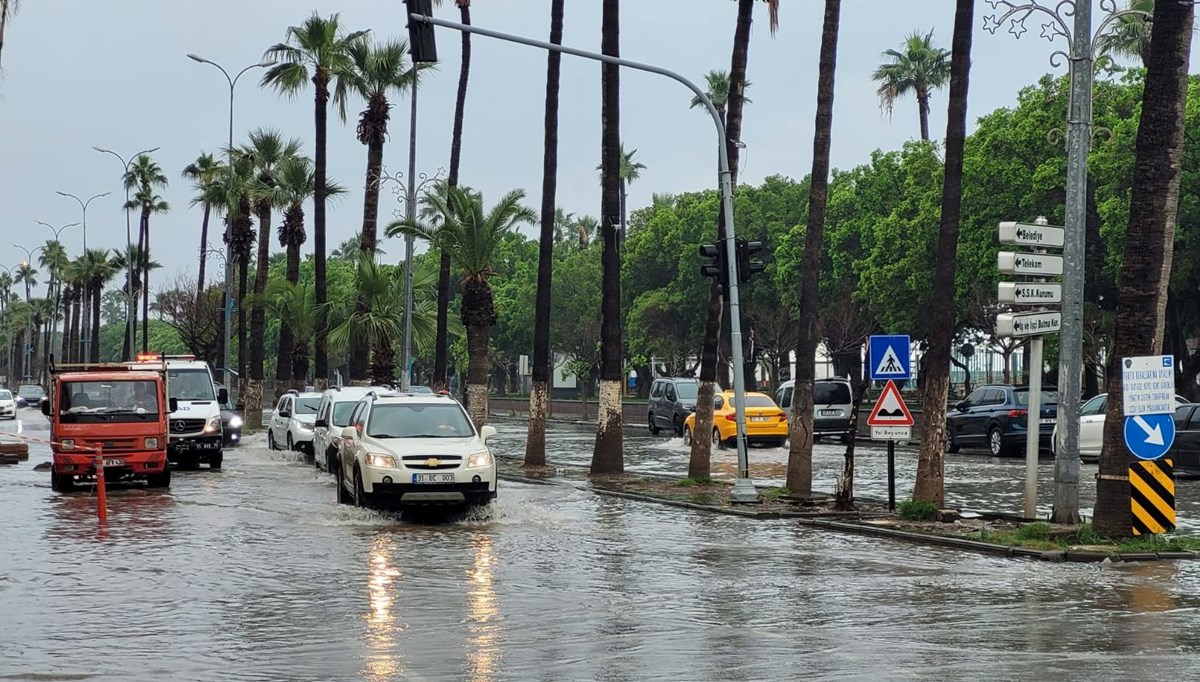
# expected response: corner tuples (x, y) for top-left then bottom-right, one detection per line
(750, 416), (770, 422)
(413, 473), (456, 484)
(820, 409), (840, 416)
(1040, 418), (1055, 425)
(103, 459), (125, 467)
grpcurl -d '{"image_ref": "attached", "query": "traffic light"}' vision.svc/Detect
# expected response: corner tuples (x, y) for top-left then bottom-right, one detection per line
(404, 0), (439, 63)
(699, 241), (729, 293)
(735, 238), (766, 283)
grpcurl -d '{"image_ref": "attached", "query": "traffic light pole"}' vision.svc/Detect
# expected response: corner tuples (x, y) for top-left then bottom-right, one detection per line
(407, 9), (759, 502)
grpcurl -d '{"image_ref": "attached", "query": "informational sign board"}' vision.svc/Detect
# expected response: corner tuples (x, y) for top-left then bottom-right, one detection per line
(997, 282), (1062, 305)
(997, 251), (1065, 277)
(997, 221), (1066, 248)
(995, 311), (1062, 337)
(870, 425), (911, 441)
(1121, 355), (1176, 416)
(868, 335), (911, 381)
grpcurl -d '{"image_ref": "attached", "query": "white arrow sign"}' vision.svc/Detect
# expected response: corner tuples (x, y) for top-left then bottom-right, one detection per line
(998, 252), (1064, 277)
(998, 282), (1062, 305)
(998, 221), (1065, 248)
(1132, 415), (1165, 446)
(995, 311), (1062, 337)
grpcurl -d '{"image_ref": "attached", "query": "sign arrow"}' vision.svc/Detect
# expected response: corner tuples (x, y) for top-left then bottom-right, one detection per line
(1133, 415), (1165, 446)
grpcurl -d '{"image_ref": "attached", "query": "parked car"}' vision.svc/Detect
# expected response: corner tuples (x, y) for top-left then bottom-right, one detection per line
(1168, 403), (1200, 476)
(17, 384), (44, 408)
(1052, 392), (1191, 463)
(407, 385), (435, 394)
(268, 390), (323, 454)
(683, 390), (789, 448)
(774, 377), (855, 442)
(335, 390), (498, 509)
(313, 385), (388, 474)
(648, 377), (705, 436)
(215, 384), (242, 446)
(945, 384), (1058, 457)
(0, 389), (15, 419)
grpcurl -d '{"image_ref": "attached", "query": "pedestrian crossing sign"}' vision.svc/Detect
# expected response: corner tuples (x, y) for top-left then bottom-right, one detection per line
(869, 335), (911, 381)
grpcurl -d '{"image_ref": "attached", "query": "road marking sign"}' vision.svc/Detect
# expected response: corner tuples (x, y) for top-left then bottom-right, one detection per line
(997, 220), (1065, 248)
(867, 380), (914, 427)
(995, 311), (1062, 337)
(1130, 459), (1175, 536)
(869, 335), (911, 381)
(997, 282), (1062, 305)
(871, 425), (911, 441)
(997, 251), (1064, 276)
(1123, 413), (1175, 461)
(1122, 355), (1176, 416)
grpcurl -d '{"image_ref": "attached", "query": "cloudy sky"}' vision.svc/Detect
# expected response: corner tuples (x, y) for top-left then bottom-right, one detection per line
(0, 1), (1189, 299)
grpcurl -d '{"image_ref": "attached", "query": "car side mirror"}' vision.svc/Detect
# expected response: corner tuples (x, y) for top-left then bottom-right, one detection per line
(480, 424), (497, 442)
(279, 409), (291, 418)
(340, 426), (358, 441)
(41, 398), (51, 417)
(217, 388), (229, 404)
(169, 397), (179, 413)
(315, 418), (328, 428)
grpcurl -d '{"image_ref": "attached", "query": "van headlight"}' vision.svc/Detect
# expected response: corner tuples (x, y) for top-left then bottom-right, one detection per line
(145, 437), (159, 449)
(229, 416), (243, 428)
(467, 451), (493, 468)
(204, 415), (221, 434)
(297, 421), (314, 432)
(366, 454), (396, 468)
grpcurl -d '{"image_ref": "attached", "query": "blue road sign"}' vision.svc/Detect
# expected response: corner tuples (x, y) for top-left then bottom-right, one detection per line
(1124, 413), (1175, 461)
(869, 335), (911, 381)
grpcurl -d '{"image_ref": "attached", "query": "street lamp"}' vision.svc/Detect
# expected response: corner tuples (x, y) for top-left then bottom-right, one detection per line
(187, 53), (276, 400)
(93, 145), (161, 361)
(56, 191), (109, 360)
(34, 221), (80, 362)
(12, 245), (44, 383)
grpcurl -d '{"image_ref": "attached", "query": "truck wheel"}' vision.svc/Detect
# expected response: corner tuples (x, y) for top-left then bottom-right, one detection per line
(51, 471), (76, 492)
(209, 452), (223, 470)
(146, 465), (172, 489)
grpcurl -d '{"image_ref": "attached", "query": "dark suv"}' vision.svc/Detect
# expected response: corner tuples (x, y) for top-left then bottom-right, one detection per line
(648, 378), (703, 436)
(945, 384), (1058, 457)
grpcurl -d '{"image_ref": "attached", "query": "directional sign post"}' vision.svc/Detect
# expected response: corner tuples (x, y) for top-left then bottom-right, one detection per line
(867, 380), (914, 511)
(998, 252), (1065, 277)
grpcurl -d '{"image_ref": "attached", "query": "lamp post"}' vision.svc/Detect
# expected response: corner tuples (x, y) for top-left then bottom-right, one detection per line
(56, 191), (109, 360)
(3, 263), (22, 387)
(13, 245), (44, 383)
(34, 220), (80, 363)
(984, 0), (1152, 523)
(187, 53), (275, 401)
(93, 145), (161, 362)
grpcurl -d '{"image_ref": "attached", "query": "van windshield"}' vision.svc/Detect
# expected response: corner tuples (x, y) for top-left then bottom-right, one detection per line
(675, 383), (698, 400)
(167, 368), (216, 401)
(59, 380), (160, 423)
(814, 382), (851, 405)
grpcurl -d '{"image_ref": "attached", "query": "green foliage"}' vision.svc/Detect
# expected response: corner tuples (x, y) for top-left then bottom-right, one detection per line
(1014, 521), (1053, 542)
(896, 498), (937, 521)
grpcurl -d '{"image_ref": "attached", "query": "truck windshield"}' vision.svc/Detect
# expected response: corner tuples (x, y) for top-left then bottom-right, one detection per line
(167, 368), (216, 401)
(59, 380), (160, 423)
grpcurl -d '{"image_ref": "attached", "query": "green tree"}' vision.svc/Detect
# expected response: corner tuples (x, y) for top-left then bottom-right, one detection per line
(122, 154), (170, 354)
(689, 69), (751, 124)
(1095, 0), (1154, 66)
(872, 29), (951, 141)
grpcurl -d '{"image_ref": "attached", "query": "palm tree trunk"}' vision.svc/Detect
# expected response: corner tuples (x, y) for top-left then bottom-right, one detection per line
(436, 2), (473, 391)
(237, 255), (249, 396)
(590, 0), (623, 475)
(349, 132), (386, 382)
(786, 0), (841, 497)
(525, 0), (565, 468)
(465, 323), (489, 428)
(914, 0), (975, 507)
(313, 71), (331, 390)
(275, 236), (300, 401)
(1095, 0), (1192, 537)
(247, 205), (271, 429)
(917, 88), (931, 141)
(90, 283), (102, 363)
(688, 0), (754, 480)
(140, 208), (151, 353)
(197, 204), (211, 303)
(68, 292), (81, 364)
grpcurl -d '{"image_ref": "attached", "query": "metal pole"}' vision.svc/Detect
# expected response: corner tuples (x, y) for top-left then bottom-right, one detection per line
(1025, 336), (1045, 519)
(1053, 4), (1091, 524)
(35, 221), (79, 364)
(401, 76), (418, 392)
(410, 12), (757, 501)
(887, 439), (896, 512)
(57, 191), (108, 361)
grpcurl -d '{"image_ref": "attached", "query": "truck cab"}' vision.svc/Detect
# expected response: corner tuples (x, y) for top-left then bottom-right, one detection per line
(44, 358), (173, 492)
(139, 355), (226, 469)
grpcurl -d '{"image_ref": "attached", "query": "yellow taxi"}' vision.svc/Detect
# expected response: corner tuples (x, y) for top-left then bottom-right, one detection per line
(683, 391), (789, 448)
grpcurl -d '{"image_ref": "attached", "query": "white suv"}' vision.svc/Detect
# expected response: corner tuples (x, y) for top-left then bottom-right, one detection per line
(312, 385), (388, 473)
(268, 390), (323, 454)
(336, 391), (498, 509)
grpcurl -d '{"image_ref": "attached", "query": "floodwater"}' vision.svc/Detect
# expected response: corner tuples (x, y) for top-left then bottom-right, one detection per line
(3, 409), (1200, 681)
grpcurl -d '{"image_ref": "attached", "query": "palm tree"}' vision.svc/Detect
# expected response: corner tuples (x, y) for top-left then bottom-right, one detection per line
(27, 297), (52, 380)
(262, 12), (367, 390)
(689, 70), (751, 124)
(112, 244), (163, 361)
(1095, 0), (1192, 537)
(387, 187), (535, 427)
(243, 128), (302, 425)
(15, 261), (36, 378)
(1095, 0), (1154, 66)
(525, 0), (566, 467)
(437, 0), (474, 393)
(786, 0), (842, 501)
(872, 29), (951, 141)
(344, 36), (416, 381)
(264, 280), (317, 392)
(81, 249), (118, 362)
(0, 0), (18, 77)
(37, 240), (68, 366)
(122, 154), (170, 352)
(591, 0), (624, 475)
(60, 257), (85, 363)
(914, 0), (976, 507)
(688, 0), (779, 482)
(182, 152), (223, 296)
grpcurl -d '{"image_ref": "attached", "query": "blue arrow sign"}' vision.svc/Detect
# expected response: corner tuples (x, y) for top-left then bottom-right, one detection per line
(1123, 413), (1175, 461)
(869, 335), (911, 381)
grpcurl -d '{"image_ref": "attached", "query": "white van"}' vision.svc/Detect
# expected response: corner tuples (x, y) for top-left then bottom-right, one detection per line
(775, 376), (855, 442)
(144, 355), (225, 469)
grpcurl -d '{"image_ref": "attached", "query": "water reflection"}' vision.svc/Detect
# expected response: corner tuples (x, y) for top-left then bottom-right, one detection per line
(465, 533), (504, 680)
(362, 534), (404, 682)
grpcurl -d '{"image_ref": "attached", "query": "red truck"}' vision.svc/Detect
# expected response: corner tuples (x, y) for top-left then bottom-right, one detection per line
(43, 358), (175, 492)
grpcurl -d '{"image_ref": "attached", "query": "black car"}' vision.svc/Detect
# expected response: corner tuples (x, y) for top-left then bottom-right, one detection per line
(16, 384), (44, 408)
(1168, 403), (1200, 476)
(945, 384), (1058, 457)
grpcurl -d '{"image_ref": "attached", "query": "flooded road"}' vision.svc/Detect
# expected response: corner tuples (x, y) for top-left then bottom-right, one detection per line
(4, 408), (1200, 680)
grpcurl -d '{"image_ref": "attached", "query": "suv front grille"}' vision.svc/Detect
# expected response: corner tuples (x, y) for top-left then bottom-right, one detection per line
(402, 455), (462, 470)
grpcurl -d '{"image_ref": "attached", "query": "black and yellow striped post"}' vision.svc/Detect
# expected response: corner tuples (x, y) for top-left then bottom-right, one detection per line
(1130, 459), (1175, 536)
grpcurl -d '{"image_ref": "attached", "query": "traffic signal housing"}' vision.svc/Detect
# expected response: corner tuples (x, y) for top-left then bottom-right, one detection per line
(736, 238), (766, 283)
(404, 0), (439, 63)
(699, 241), (729, 293)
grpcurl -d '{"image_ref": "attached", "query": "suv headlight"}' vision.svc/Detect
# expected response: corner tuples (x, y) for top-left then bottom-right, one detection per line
(467, 451), (494, 468)
(204, 415), (221, 434)
(229, 416), (243, 428)
(366, 454), (396, 468)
